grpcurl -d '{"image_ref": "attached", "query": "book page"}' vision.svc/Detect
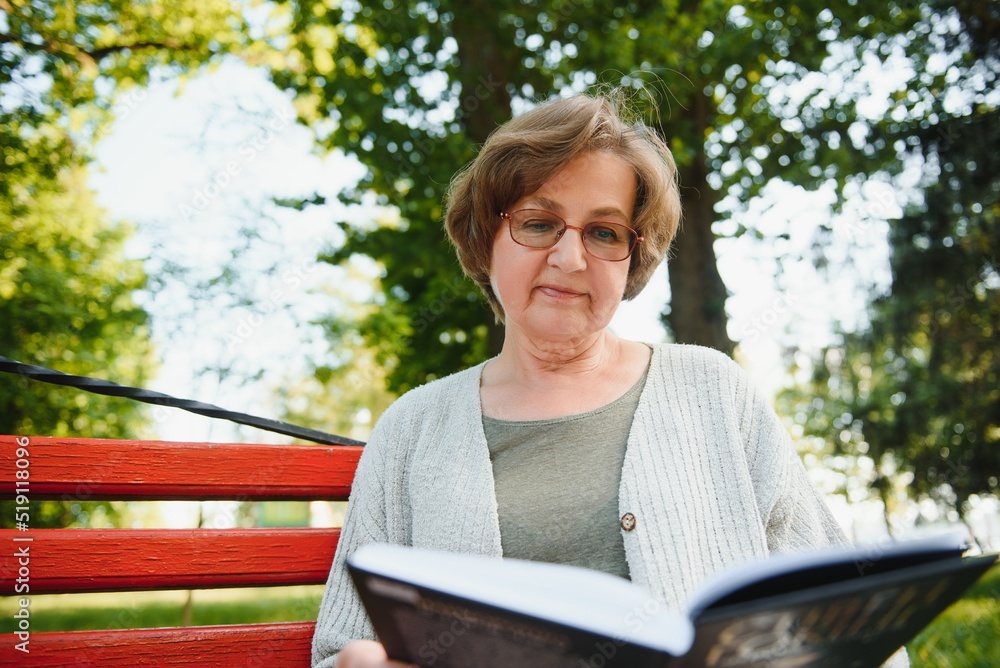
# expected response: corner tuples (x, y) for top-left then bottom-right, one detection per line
(349, 543), (694, 656)
(685, 529), (969, 618)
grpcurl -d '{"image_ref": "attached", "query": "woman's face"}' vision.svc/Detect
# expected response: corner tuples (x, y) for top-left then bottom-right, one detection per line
(490, 151), (637, 348)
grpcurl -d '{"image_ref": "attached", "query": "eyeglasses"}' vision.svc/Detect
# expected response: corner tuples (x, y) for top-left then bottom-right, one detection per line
(499, 209), (643, 262)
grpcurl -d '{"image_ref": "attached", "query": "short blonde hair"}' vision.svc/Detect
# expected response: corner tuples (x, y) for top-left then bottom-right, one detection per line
(444, 93), (682, 321)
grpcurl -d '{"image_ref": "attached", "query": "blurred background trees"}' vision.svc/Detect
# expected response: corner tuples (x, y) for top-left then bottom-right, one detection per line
(781, 0), (999, 534)
(261, 0), (997, 528)
(2, 0), (997, 536)
(0, 0), (246, 526)
(2, 0), (246, 433)
(263, 0), (928, 387)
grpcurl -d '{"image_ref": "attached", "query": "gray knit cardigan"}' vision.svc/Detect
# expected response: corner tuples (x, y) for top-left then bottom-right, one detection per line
(312, 343), (906, 667)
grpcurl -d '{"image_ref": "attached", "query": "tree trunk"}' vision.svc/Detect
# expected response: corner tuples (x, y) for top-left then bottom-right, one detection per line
(873, 475), (895, 538)
(452, 2), (515, 357)
(662, 92), (734, 356)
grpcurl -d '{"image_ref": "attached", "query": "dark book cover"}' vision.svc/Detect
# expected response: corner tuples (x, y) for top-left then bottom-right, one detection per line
(347, 535), (996, 668)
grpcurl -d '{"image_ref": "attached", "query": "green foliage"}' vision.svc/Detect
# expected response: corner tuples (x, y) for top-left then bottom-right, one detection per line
(1, 0), (250, 434)
(265, 0), (937, 384)
(0, 0), (248, 526)
(0, 169), (156, 528)
(569, 1), (927, 349)
(1, 1), (244, 108)
(879, 107), (1000, 511)
(267, 0), (570, 392)
(781, 1), (1000, 519)
(278, 321), (399, 440)
(1, 0), (249, 227)
(574, 0), (919, 188)
(1, 0), (248, 194)
(0, 168), (155, 437)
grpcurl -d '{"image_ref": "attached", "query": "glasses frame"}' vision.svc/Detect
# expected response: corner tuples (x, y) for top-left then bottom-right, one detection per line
(499, 209), (643, 262)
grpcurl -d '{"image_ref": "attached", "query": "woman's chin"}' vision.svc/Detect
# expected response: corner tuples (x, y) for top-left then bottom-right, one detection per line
(514, 314), (612, 347)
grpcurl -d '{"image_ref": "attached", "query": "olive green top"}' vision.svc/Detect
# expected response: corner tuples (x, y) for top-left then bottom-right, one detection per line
(482, 366), (649, 579)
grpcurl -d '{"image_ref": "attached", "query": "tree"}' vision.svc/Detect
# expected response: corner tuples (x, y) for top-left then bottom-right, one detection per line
(278, 337), (398, 442)
(266, 1), (930, 393)
(267, 0), (560, 393)
(570, 1), (939, 352)
(781, 0), (1000, 530)
(0, 0), (247, 526)
(0, 168), (157, 528)
(0, 168), (156, 437)
(1, 0), (247, 185)
(1, 0), (249, 396)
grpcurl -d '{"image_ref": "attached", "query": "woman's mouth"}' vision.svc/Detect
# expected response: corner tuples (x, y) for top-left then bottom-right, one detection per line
(536, 284), (585, 299)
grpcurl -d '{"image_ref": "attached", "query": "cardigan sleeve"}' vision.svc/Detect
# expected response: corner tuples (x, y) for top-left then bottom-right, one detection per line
(311, 417), (395, 667)
(734, 366), (848, 552)
(735, 363), (910, 667)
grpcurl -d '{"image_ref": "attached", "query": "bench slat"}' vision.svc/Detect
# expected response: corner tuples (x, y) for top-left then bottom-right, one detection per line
(0, 621), (316, 666)
(0, 528), (339, 594)
(0, 436), (363, 500)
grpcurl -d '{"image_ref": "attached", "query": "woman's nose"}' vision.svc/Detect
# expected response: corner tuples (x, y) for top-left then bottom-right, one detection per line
(547, 226), (588, 272)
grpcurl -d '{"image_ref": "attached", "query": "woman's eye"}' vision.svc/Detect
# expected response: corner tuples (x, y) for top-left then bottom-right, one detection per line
(587, 225), (621, 243)
(523, 218), (559, 232)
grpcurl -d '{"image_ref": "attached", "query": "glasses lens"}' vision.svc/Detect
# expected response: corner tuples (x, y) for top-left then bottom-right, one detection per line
(507, 210), (638, 261)
(509, 211), (564, 248)
(582, 223), (635, 261)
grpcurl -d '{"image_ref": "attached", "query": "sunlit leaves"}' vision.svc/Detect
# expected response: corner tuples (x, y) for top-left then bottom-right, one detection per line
(0, 1), (249, 527)
(781, 2), (1000, 523)
(0, 168), (156, 438)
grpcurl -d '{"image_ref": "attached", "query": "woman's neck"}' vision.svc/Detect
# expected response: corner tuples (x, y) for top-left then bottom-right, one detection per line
(480, 331), (650, 420)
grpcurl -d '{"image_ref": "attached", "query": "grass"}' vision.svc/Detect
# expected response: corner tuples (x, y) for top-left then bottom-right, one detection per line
(909, 563), (1000, 668)
(1, 585), (325, 632)
(3, 565), (997, 666)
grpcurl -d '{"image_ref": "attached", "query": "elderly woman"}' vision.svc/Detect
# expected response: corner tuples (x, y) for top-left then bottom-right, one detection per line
(312, 94), (903, 668)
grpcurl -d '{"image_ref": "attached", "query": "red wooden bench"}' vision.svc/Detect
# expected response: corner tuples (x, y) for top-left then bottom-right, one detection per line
(0, 435), (363, 666)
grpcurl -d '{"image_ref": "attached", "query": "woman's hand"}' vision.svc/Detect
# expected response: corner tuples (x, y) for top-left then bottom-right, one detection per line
(335, 640), (417, 668)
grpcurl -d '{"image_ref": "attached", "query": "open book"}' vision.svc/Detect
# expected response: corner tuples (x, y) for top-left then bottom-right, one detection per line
(347, 531), (996, 668)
